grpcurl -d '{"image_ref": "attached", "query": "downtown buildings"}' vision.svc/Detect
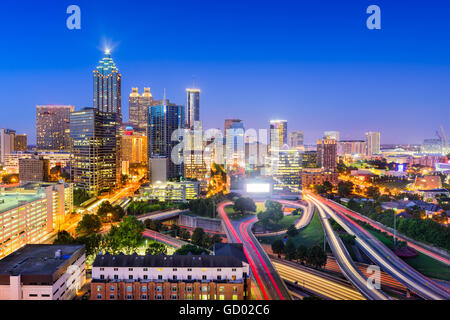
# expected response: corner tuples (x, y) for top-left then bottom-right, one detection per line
(147, 99), (185, 181)
(70, 51), (122, 196)
(366, 131), (381, 156)
(36, 105), (74, 151)
(186, 88), (200, 130)
(129, 87), (153, 134)
(70, 108), (121, 196)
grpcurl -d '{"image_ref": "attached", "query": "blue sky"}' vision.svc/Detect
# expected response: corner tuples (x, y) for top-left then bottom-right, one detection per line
(0, 0), (449, 144)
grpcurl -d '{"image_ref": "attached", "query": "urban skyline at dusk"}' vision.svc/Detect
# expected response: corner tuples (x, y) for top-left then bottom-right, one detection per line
(0, 0), (449, 306)
(0, 0), (449, 144)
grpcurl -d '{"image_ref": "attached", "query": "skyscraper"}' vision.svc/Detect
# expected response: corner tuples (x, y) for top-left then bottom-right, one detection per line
(272, 146), (303, 193)
(324, 131), (340, 141)
(225, 119), (245, 169)
(186, 88), (200, 129)
(14, 134), (27, 151)
(317, 138), (337, 171)
(148, 99), (185, 180)
(93, 50), (122, 115)
(184, 121), (208, 190)
(70, 108), (121, 196)
(129, 87), (153, 133)
(289, 131), (304, 150)
(0, 128), (15, 165)
(36, 105), (74, 151)
(366, 132), (381, 156)
(269, 120), (288, 152)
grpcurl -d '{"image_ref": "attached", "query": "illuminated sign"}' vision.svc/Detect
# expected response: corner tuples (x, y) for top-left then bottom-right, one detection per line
(246, 183), (271, 193)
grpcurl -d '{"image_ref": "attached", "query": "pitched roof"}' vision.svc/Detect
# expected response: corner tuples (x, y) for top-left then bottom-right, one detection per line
(92, 253), (244, 268)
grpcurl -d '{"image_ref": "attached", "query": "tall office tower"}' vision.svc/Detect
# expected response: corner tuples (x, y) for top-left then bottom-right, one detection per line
(225, 119), (245, 169)
(93, 50), (122, 115)
(317, 138), (337, 171)
(324, 131), (340, 141)
(14, 134), (27, 151)
(289, 131), (304, 150)
(338, 140), (366, 156)
(184, 121), (208, 190)
(269, 120), (288, 152)
(0, 128), (16, 165)
(129, 87), (153, 133)
(70, 108), (121, 196)
(186, 88), (200, 129)
(36, 105), (74, 151)
(272, 146), (303, 193)
(148, 99), (185, 180)
(366, 131), (381, 156)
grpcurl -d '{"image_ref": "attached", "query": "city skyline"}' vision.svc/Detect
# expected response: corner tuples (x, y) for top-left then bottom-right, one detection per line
(0, 1), (449, 145)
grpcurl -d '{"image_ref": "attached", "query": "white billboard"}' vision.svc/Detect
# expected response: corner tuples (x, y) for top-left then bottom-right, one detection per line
(246, 183), (271, 193)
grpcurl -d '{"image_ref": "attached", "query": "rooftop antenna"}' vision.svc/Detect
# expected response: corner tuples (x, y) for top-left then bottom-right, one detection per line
(163, 88), (167, 107)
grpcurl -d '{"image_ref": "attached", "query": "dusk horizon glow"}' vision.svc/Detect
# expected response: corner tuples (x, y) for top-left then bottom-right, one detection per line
(0, 0), (449, 145)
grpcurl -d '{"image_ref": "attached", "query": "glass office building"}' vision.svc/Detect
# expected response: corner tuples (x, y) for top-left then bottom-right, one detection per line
(70, 108), (121, 196)
(147, 100), (185, 180)
(93, 51), (122, 115)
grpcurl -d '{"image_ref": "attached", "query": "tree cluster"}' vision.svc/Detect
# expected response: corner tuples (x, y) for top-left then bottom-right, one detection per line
(272, 240), (327, 269)
(257, 200), (284, 229)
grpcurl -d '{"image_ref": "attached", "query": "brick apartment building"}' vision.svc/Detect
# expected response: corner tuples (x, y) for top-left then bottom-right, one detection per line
(90, 244), (251, 300)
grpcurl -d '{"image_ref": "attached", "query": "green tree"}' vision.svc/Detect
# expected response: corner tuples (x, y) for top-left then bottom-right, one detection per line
(175, 244), (209, 255)
(366, 186), (381, 200)
(271, 239), (285, 258)
(192, 228), (206, 247)
(146, 242), (167, 255)
(97, 201), (114, 222)
(296, 245), (308, 264)
(286, 224), (299, 238)
(74, 188), (91, 206)
(337, 181), (354, 198)
(178, 228), (191, 241)
(284, 239), (296, 260)
(76, 214), (102, 236)
(53, 231), (76, 244)
(233, 197), (257, 214)
(306, 245), (327, 269)
(104, 216), (145, 254)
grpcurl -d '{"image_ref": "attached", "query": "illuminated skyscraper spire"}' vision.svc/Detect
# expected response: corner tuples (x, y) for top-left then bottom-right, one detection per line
(93, 50), (122, 115)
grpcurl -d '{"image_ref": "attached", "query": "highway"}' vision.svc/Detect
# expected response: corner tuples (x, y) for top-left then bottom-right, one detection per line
(310, 194), (450, 300)
(306, 195), (391, 300)
(142, 229), (188, 248)
(254, 200), (314, 237)
(326, 199), (450, 266)
(136, 209), (188, 222)
(272, 258), (365, 300)
(218, 201), (292, 300)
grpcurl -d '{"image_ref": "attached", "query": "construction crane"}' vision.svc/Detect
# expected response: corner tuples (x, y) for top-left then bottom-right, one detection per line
(440, 125), (448, 149)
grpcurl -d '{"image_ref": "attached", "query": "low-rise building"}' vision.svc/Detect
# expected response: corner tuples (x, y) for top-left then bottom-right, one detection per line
(302, 168), (338, 188)
(0, 244), (86, 300)
(140, 181), (200, 203)
(90, 244), (250, 301)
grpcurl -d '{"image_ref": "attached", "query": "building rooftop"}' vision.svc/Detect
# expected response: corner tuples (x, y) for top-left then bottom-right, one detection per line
(0, 193), (43, 214)
(0, 244), (85, 276)
(93, 253), (244, 269)
(213, 243), (248, 264)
